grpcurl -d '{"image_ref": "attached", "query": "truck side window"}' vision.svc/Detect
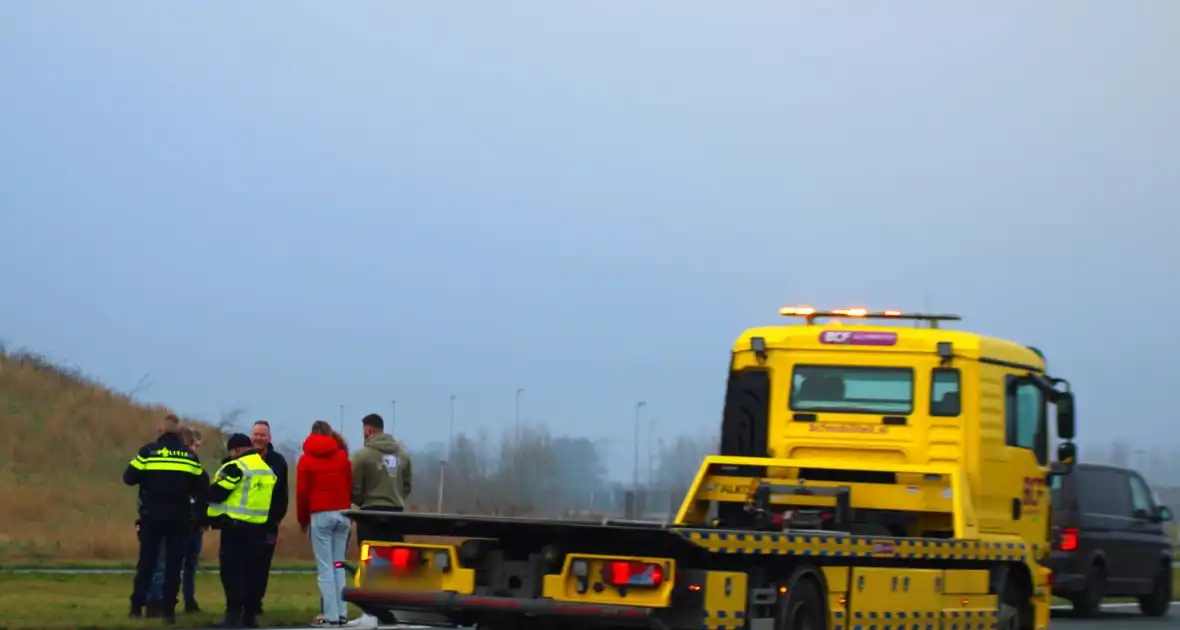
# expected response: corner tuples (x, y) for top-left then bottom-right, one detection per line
(1006, 377), (1047, 465)
(930, 368), (961, 417)
(1128, 473), (1155, 519)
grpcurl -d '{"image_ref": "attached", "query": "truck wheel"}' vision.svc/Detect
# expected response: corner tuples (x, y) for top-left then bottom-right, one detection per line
(776, 576), (826, 630)
(997, 602), (1019, 630)
(996, 567), (1032, 630)
(1138, 565), (1172, 617)
(1071, 563), (1104, 618)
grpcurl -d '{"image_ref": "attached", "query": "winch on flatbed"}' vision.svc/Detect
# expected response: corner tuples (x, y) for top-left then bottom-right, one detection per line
(345, 307), (1078, 630)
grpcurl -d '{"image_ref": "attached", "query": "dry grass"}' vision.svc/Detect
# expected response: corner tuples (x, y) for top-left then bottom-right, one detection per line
(0, 346), (479, 566)
(0, 348), (322, 565)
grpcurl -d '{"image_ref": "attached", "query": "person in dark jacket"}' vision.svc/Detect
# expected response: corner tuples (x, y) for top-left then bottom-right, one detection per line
(249, 420), (289, 616)
(145, 426), (210, 616)
(124, 414), (205, 624)
(179, 426), (210, 612)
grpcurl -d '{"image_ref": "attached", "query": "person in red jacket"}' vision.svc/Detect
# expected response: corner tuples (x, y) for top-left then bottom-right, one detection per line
(297, 421), (353, 628)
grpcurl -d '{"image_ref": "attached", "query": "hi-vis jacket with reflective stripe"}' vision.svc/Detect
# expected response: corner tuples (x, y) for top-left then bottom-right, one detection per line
(124, 432), (206, 522)
(207, 451), (277, 525)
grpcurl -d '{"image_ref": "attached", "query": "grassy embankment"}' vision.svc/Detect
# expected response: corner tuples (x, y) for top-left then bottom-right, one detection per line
(0, 346), (323, 568)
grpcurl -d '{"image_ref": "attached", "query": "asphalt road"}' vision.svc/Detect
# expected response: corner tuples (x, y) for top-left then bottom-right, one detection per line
(1046, 601), (1180, 630)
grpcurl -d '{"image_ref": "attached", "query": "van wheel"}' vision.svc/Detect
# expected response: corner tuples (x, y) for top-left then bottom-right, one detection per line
(1072, 563), (1104, 618)
(776, 576), (826, 630)
(1138, 565), (1172, 617)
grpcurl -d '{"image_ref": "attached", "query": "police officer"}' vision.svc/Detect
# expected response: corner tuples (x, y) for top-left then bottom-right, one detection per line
(124, 413), (205, 624)
(207, 433), (278, 629)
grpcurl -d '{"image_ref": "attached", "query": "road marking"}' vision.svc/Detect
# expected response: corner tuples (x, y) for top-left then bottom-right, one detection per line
(1050, 600), (1180, 611)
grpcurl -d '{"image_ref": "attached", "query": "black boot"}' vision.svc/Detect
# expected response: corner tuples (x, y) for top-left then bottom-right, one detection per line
(145, 601), (162, 618)
(185, 600), (201, 613)
(161, 605), (177, 625)
(128, 603), (143, 619)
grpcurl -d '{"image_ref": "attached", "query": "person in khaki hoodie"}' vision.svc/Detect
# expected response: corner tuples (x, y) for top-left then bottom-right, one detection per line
(351, 413), (412, 546)
(347, 413), (412, 629)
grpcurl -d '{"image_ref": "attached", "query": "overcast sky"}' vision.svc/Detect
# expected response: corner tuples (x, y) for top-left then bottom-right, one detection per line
(2, 1), (1177, 478)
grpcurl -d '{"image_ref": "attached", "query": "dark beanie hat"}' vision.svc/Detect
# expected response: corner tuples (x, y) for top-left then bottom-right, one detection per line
(226, 433), (252, 450)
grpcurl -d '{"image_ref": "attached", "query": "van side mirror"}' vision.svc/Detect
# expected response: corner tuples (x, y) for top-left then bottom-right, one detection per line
(1050, 441), (1077, 476)
(1054, 391), (1075, 440)
(1157, 505), (1173, 522)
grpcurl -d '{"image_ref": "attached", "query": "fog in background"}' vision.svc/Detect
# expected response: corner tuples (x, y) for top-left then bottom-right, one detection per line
(2, 2), (1177, 484)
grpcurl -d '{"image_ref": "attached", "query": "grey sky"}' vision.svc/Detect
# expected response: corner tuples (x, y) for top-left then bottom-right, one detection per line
(2, 2), (1177, 477)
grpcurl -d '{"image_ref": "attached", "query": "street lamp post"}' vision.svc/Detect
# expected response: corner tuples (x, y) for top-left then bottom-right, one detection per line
(448, 394), (457, 458)
(647, 418), (655, 486)
(437, 459), (447, 513)
(391, 399), (396, 437)
(514, 387), (524, 445)
(633, 401), (646, 490)
(514, 387), (525, 509)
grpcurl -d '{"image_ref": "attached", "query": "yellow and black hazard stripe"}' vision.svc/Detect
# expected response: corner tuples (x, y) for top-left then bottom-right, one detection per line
(671, 529), (1033, 563)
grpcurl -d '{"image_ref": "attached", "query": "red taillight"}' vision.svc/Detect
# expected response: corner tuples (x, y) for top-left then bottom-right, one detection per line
(1059, 528), (1079, 552)
(601, 561), (665, 588)
(365, 545), (423, 571)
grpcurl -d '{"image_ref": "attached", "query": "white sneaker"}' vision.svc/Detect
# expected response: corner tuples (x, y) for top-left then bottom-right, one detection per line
(345, 614), (378, 629)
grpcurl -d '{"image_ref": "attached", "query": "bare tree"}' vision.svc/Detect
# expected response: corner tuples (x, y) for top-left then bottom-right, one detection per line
(126, 372), (155, 401)
(217, 406), (247, 434)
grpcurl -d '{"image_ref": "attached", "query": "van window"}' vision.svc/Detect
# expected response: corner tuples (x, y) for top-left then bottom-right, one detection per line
(1076, 467), (1133, 517)
(791, 366), (914, 415)
(1128, 474), (1156, 518)
(930, 368), (961, 417)
(1005, 377), (1048, 465)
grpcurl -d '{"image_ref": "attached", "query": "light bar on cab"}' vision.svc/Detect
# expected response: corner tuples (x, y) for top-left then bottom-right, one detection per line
(779, 306), (962, 325)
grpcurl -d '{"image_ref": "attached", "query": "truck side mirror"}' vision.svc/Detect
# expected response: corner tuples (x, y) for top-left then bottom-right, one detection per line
(1055, 391), (1075, 440)
(1050, 441), (1077, 476)
(1157, 505), (1173, 522)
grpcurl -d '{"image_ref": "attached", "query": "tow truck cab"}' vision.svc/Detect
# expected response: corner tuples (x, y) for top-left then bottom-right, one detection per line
(716, 307), (1077, 545)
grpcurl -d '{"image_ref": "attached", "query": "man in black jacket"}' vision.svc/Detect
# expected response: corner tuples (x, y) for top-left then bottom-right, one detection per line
(124, 414), (205, 624)
(249, 420), (289, 616)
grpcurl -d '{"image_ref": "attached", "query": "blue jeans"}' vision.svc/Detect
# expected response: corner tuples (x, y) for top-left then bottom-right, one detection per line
(147, 531), (203, 603)
(310, 510), (351, 621)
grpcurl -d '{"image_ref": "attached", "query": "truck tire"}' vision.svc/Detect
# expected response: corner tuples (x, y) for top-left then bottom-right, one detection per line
(997, 602), (1019, 630)
(996, 565), (1032, 630)
(1138, 565), (1172, 617)
(776, 575), (826, 630)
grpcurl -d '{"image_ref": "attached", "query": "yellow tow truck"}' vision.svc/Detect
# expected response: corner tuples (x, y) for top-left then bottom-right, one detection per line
(344, 307), (1078, 630)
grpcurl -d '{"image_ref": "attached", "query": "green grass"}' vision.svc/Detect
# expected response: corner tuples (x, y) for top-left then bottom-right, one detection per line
(0, 572), (347, 629)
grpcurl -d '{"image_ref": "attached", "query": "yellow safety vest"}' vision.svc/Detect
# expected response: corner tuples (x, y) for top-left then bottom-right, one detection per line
(207, 452), (277, 524)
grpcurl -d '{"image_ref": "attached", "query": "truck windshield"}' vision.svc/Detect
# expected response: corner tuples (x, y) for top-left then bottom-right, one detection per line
(790, 365), (914, 414)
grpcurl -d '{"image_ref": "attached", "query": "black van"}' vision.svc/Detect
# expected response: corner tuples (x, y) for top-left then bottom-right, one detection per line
(1047, 462), (1175, 617)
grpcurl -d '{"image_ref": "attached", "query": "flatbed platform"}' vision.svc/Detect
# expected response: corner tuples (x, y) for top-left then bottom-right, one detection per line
(345, 509), (1036, 565)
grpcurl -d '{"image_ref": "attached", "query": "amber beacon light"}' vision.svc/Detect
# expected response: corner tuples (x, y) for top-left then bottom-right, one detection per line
(778, 306), (963, 328)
